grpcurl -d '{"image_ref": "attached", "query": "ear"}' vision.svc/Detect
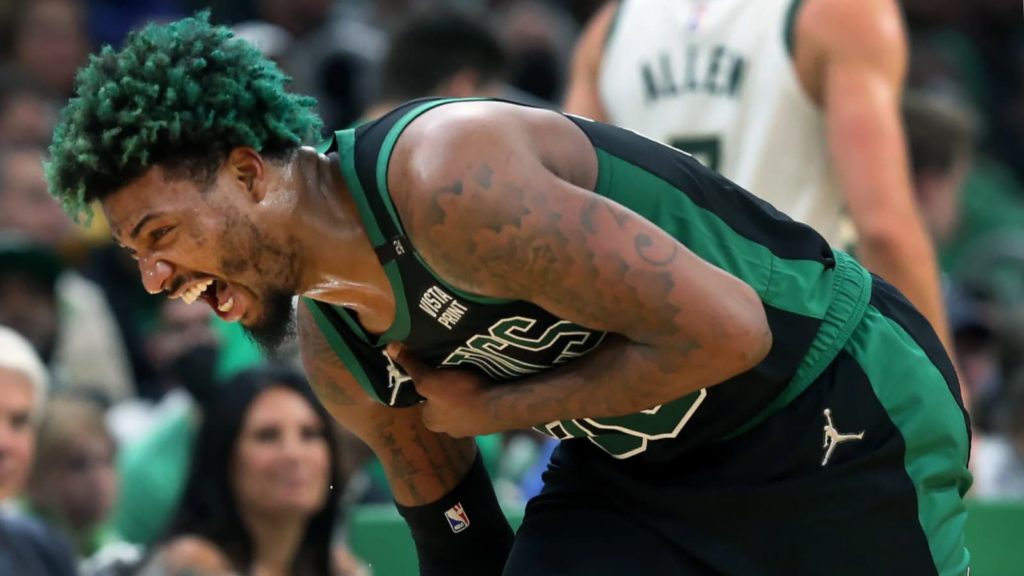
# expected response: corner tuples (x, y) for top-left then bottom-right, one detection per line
(226, 147), (266, 203)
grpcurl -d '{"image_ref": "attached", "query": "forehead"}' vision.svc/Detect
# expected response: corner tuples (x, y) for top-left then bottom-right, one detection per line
(0, 367), (34, 407)
(101, 166), (207, 239)
(244, 387), (317, 425)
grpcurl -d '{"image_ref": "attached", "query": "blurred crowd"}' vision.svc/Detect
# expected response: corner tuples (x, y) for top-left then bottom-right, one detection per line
(0, 0), (1022, 574)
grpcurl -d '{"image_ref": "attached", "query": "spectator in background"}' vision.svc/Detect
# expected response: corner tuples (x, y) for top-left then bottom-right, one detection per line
(0, 144), (134, 402)
(946, 285), (999, 431)
(0, 233), (134, 404)
(0, 145), (73, 248)
(142, 298), (221, 403)
(8, 0), (91, 99)
(108, 297), (221, 548)
(902, 91), (992, 415)
(0, 67), (59, 147)
(362, 9), (509, 120)
(903, 91), (978, 250)
(232, 20), (294, 73)
(84, 0), (185, 50)
(27, 394), (120, 559)
(0, 237), (64, 382)
(492, 0), (576, 104)
(973, 375), (1024, 498)
(145, 367), (364, 576)
(0, 326), (47, 503)
(0, 326), (78, 576)
(246, 0), (386, 128)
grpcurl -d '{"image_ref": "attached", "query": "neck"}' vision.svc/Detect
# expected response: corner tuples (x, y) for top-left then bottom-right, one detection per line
(242, 512), (308, 576)
(286, 148), (395, 331)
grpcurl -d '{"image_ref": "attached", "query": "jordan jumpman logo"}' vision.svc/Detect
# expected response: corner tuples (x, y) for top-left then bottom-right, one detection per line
(383, 350), (413, 406)
(821, 408), (864, 466)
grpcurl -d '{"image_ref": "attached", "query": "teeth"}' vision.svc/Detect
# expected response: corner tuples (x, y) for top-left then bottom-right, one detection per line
(217, 296), (234, 312)
(178, 279), (214, 305)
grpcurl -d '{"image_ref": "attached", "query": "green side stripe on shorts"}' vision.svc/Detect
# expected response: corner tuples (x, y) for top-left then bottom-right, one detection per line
(848, 306), (972, 576)
(594, 150), (833, 320)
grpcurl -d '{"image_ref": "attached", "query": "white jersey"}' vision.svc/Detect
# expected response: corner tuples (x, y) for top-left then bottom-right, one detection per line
(599, 0), (845, 245)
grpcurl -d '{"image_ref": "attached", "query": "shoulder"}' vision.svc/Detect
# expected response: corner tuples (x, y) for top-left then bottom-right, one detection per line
(157, 535), (234, 573)
(793, 0), (906, 101)
(381, 100), (597, 299)
(385, 100), (588, 197)
(390, 101), (536, 173)
(0, 513), (77, 576)
(384, 100), (552, 228)
(797, 0), (905, 63)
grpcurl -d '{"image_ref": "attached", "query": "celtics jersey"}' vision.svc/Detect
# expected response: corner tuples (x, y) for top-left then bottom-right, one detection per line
(598, 0), (846, 246)
(304, 98), (871, 462)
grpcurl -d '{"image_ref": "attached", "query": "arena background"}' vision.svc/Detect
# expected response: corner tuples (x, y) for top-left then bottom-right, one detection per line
(0, 0), (1022, 574)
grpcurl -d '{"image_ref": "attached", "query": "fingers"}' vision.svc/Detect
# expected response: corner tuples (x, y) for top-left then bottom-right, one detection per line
(386, 343), (427, 378)
(386, 343), (439, 398)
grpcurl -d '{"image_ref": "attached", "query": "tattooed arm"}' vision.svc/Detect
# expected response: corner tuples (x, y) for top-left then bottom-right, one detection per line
(298, 306), (513, 574)
(297, 305), (476, 506)
(388, 102), (773, 431)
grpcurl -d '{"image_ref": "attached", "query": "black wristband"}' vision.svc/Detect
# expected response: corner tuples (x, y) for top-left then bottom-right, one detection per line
(395, 452), (514, 575)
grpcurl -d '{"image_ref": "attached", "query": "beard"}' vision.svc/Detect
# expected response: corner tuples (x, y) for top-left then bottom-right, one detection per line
(242, 289), (297, 357)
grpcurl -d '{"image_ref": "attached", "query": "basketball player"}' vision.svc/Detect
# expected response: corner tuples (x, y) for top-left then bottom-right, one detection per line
(564, 0), (954, 356)
(46, 15), (970, 575)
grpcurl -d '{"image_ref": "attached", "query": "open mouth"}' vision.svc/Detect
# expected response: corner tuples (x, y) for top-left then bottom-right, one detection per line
(174, 277), (246, 322)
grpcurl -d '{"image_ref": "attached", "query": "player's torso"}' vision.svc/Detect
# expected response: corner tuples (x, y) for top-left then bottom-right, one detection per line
(307, 98), (854, 462)
(598, 0), (845, 245)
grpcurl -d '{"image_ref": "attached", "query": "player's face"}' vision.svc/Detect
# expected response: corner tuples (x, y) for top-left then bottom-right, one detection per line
(102, 162), (299, 353)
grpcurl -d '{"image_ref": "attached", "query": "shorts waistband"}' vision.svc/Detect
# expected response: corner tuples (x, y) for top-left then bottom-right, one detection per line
(723, 249), (872, 439)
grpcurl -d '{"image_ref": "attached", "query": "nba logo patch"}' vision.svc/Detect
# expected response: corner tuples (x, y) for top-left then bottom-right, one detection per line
(444, 502), (471, 533)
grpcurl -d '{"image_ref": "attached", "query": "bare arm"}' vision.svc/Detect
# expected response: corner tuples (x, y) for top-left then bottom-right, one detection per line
(297, 305), (476, 506)
(390, 106), (771, 431)
(798, 0), (952, 352)
(562, 1), (617, 120)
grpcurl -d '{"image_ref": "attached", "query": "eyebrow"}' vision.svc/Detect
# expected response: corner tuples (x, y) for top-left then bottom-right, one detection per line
(130, 212), (164, 241)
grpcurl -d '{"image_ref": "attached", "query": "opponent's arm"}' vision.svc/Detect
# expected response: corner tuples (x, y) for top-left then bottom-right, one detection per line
(562, 1), (617, 120)
(798, 0), (952, 353)
(390, 109), (772, 433)
(297, 306), (512, 574)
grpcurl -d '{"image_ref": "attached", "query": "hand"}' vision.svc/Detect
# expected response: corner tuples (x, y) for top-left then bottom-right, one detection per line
(385, 344), (504, 437)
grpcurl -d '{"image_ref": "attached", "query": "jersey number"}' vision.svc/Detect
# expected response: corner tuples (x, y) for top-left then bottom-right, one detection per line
(671, 137), (721, 171)
(537, 389), (707, 459)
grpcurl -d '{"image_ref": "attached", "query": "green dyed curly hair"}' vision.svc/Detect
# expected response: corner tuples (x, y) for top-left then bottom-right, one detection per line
(46, 12), (323, 222)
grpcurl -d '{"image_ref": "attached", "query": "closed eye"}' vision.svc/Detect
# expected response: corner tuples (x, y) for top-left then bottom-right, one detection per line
(150, 225), (175, 244)
(115, 242), (138, 261)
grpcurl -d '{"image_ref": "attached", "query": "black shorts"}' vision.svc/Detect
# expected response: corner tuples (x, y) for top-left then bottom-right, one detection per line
(503, 279), (972, 576)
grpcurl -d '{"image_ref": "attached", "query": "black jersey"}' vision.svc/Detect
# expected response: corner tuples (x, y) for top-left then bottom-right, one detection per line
(303, 98), (871, 461)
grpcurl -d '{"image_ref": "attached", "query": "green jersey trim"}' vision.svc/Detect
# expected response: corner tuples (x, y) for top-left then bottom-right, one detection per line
(593, 149), (834, 319)
(303, 298), (380, 399)
(373, 97), (515, 306)
(784, 0), (806, 59)
(724, 250), (872, 439)
(331, 129), (411, 344)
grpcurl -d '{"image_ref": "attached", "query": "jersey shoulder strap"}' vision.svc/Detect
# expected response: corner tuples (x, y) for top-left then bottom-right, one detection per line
(300, 97), (482, 407)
